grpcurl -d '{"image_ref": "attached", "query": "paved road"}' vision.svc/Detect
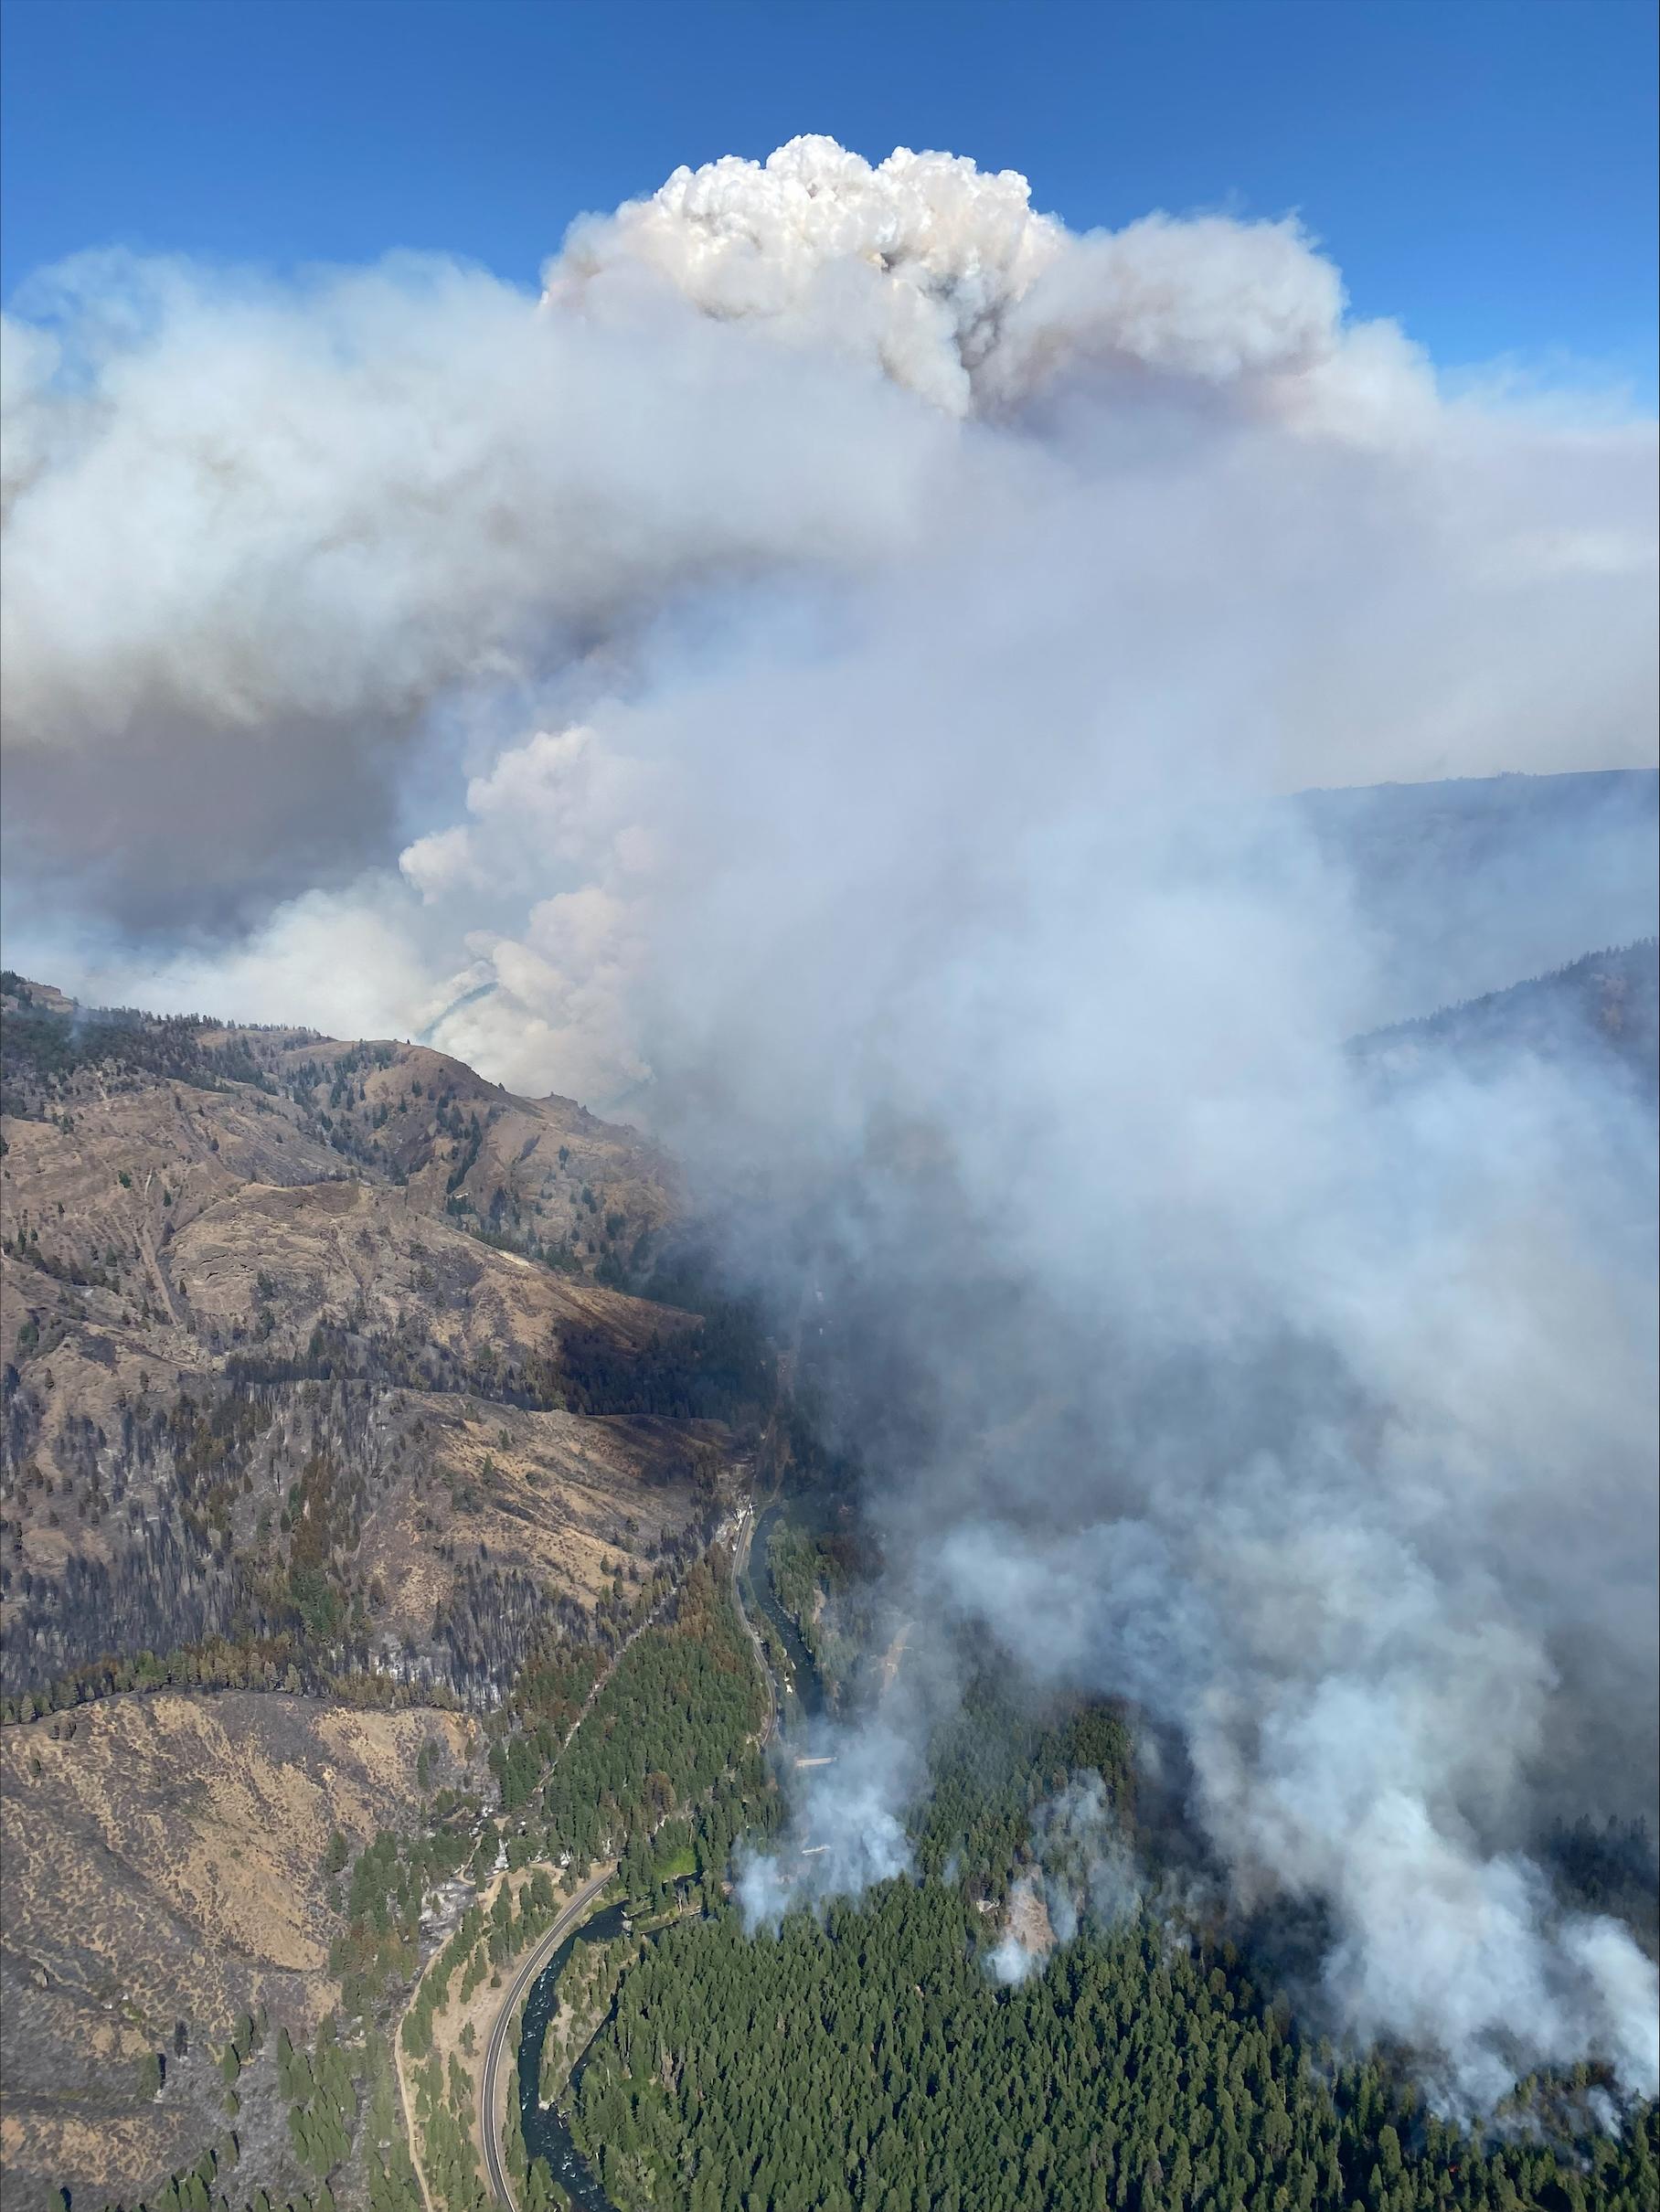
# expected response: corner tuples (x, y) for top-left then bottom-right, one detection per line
(478, 1866), (615, 2208)
(469, 1555), (699, 2200)
(473, 1467), (795, 2207)
(475, 1520), (789, 2208)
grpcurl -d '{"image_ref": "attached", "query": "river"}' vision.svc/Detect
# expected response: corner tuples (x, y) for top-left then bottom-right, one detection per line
(510, 1505), (821, 2209)
(743, 1503), (825, 1731)
(513, 1899), (628, 2210)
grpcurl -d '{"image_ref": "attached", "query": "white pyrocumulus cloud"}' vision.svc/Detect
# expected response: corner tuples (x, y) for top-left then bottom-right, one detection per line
(554, 137), (1431, 435)
(4, 133), (1652, 962)
(554, 138), (1066, 417)
(3, 137), (1656, 2106)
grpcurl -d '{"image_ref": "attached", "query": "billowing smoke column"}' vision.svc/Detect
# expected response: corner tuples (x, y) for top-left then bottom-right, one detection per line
(3, 137), (1656, 2104)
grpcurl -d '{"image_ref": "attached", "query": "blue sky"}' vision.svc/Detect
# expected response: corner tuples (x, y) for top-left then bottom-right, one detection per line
(2, 0), (1655, 395)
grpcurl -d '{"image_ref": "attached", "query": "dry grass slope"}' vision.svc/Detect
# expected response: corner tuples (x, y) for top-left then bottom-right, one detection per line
(0, 980), (759, 2211)
(0, 1693), (476, 2212)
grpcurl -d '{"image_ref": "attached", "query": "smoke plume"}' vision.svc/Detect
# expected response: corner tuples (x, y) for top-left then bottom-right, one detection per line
(4, 137), (1656, 2104)
(737, 1720), (918, 1931)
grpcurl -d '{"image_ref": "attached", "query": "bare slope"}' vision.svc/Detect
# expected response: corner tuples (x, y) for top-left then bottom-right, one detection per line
(0, 1692), (476, 2212)
(0, 978), (733, 1708)
(0, 979), (768, 2212)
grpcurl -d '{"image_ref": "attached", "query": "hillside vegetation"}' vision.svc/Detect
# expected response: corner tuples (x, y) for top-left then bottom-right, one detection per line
(1350, 939), (1658, 1098)
(0, 978), (781, 2212)
(0, 974), (740, 1714)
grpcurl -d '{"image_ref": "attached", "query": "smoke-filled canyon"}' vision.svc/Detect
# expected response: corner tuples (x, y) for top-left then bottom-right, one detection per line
(4, 136), (1656, 2114)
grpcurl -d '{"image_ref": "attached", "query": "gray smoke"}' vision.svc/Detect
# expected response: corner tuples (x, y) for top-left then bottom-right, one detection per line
(3, 137), (1655, 2104)
(737, 1719), (918, 1930)
(986, 1772), (1144, 1987)
(722, 907), (1657, 2105)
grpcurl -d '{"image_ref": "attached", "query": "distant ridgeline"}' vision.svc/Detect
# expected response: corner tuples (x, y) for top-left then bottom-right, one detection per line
(0, 973), (294, 1118)
(1294, 767), (1659, 1026)
(1350, 938), (1659, 1099)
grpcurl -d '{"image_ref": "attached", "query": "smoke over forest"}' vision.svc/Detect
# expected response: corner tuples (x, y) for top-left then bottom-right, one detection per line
(4, 137), (1655, 2110)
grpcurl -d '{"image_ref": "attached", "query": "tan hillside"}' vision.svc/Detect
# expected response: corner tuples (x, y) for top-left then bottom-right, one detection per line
(0, 975), (773, 2212)
(0, 975), (745, 1712)
(0, 1692), (476, 2212)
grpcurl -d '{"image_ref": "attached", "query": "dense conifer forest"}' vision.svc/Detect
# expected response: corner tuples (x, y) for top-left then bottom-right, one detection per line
(561, 1675), (1660, 2212)
(569, 1881), (1659, 2212)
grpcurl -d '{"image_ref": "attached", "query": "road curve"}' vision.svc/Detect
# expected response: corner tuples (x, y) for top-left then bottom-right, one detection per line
(475, 1504), (791, 2207)
(478, 1866), (615, 2209)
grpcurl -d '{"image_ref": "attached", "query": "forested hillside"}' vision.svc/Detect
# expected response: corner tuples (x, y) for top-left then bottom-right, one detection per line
(1351, 939), (1658, 1098)
(0, 979), (782, 2212)
(567, 1679), (1660, 2212)
(5, 970), (1656, 2212)
(572, 1884), (1660, 2212)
